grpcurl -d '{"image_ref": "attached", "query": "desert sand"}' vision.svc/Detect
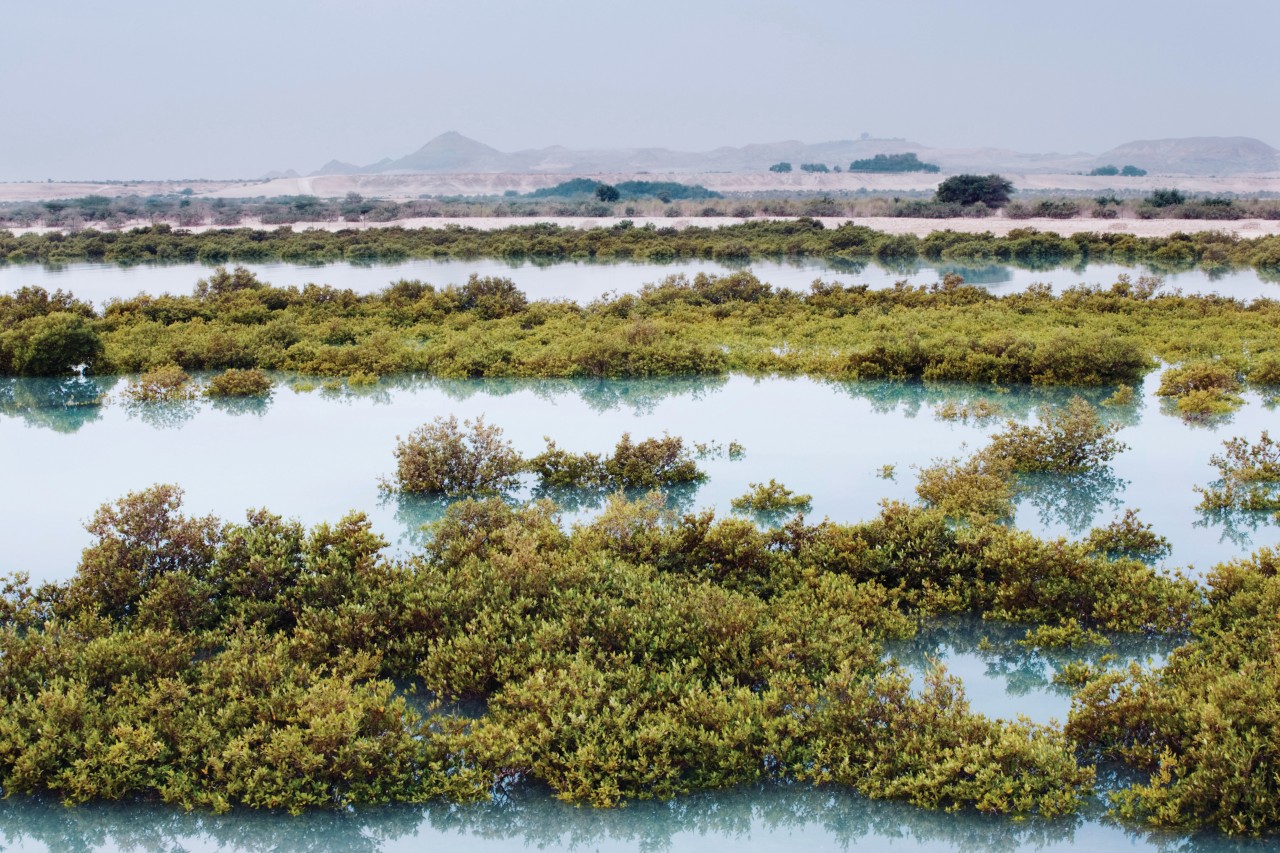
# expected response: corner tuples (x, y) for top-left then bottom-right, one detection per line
(4, 171), (1280, 203)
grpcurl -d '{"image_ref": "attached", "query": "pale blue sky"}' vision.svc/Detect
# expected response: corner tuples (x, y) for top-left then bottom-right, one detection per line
(2, 0), (1276, 180)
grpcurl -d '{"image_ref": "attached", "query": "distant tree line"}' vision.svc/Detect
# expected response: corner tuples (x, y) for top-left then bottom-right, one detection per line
(848, 153), (940, 173)
(1089, 165), (1148, 177)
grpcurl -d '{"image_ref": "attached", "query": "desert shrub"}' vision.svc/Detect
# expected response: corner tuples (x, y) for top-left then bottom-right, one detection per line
(122, 364), (198, 403)
(204, 368), (272, 397)
(387, 415), (521, 495)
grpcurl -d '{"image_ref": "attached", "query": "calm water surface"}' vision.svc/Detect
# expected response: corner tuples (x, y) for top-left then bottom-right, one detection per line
(1, 257), (1276, 304)
(2, 373), (1278, 851)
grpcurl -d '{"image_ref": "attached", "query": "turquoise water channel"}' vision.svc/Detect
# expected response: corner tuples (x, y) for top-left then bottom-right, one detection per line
(2, 372), (1278, 851)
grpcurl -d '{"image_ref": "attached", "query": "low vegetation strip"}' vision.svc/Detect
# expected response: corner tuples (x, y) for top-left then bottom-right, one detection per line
(3, 268), (1280, 390)
(2, 220), (1280, 272)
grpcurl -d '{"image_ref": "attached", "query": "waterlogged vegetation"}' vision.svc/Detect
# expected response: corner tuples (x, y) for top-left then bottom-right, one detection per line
(3, 263), (1280, 434)
(2, 371), (1280, 842)
(0, 474), (1191, 819)
(4, 220), (1280, 273)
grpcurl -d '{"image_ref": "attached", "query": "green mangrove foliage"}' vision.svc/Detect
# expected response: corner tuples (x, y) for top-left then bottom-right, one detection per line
(204, 368), (272, 398)
(730, 480), (813, 514)
(916, 398), (1128, 522)
(389, 419), (704, 496)
(3, 221), (1280, 273)
(1195, 431), (1280, 517)
(2, 481), (1211, 817)
(122, 364), (198, 403)
(527, 433), (703, 490)
(4, 264), (1280, 388)
(986, 397), (1127, 473)
(848, 153), (940, 173)
(387, 415), (523, 495)
(1156, 361), (1245, 415)
(1067, 547), (1280, 835)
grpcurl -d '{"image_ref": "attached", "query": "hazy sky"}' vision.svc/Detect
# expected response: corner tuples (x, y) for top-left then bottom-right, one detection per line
(3, 0), (1277, 180)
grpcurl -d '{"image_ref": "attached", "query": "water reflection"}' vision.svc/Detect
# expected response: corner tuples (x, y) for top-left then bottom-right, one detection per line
(0, 375), (118, 433)
(0, 782), (1271, 853)
(3, 257), (1278, 307)
(888, 617), (1176, 717)
(1017, 469), (1129, 535)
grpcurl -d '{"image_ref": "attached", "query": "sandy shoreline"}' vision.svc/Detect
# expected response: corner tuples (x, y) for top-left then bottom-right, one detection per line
(5, 215), (1280, 240)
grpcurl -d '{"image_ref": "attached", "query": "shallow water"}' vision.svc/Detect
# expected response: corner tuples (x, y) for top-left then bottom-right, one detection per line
(2, 373), (1275, 587)
(1, 256), (1276, 305)
(4, 373), (1279, 849)
(1, 782), (1274, 853)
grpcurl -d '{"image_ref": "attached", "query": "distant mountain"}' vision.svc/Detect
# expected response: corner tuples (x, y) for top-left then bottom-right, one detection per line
(305, 132), (1278, 177)
(1093, 137), (1279, 175)
(260, 168), (300, 180)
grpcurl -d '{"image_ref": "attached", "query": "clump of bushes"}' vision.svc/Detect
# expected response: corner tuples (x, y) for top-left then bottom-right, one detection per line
(122, 364), (198, 403)
(986, 397), (1128, 473)
(730, 479), (812, 514)
(1195, 431), (1280, 516)
(915, 453), (1017, 522)
(1083, 509), (1171, 562)
(526, 433), (704, 490)
(916, 398), (1127, 523)
(204, 368), (272, 398)
(1067, 547), (1280, 834)
(387, 415), (522, 495)
(0, 483), (1211, 818)
(1156, 362), (1244, 416)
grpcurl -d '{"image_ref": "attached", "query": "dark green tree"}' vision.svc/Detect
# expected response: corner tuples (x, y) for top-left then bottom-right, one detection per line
(934, 174), (1014, 207)
(0, 312), (103, 375)
(594, 184), (620, 202)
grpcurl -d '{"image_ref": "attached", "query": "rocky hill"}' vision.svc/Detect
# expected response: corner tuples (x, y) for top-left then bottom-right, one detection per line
(305, 133), (1278, 177)
(1093, 137), (1279, 175)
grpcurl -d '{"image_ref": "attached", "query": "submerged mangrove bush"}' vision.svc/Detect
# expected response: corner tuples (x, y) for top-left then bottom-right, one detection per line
(204, 367), (272, 398)
(388, 415), (522, 495)
(1195, 431), (1280, 516)
(390, 420), (705, 496)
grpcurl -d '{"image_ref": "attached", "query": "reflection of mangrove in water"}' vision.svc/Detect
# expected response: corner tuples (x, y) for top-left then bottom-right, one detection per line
(887, 616), (1176, 703)
(0, 784), (1084, 853)
(1016, 469), (1129, 535)
(0, 375), (119, 434)
(2, 780), (1269, 853)
(0, 373), (733, 433)
(423, 374), (730, 415)
(822, 378), (1143, 426)
(1194, 508), (1276, 551)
